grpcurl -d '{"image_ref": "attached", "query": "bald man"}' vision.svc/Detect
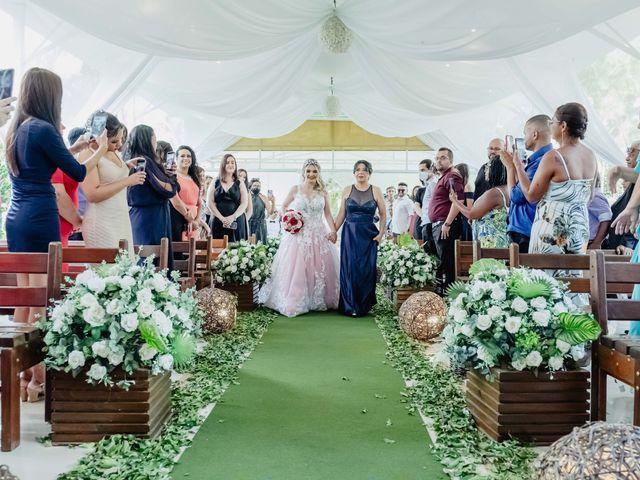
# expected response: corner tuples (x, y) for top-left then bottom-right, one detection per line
(473, 138), (504, 200)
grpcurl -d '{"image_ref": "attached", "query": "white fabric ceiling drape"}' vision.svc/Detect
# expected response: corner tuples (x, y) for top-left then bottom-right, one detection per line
(2, 0), (639, 168)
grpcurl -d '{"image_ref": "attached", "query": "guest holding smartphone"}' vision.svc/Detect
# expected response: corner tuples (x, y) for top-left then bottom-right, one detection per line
(208, 154), (248, 242)
(80, 111), (144, 256)
(125, 125), (179, 271)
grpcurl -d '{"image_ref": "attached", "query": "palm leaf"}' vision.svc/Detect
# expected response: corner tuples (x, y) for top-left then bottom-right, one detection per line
(139, 321), (168, 353)
(469, 259), (507, 277)
(509, 279), (552, 299)
(170, 333), (196, 369)
(445, 281), (468, 300)
(471, 337), (504, 362)
(555, 312), (601, 345)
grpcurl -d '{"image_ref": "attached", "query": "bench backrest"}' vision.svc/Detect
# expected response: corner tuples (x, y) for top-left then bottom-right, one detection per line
(454, 240), (474, 280)
(134, 238), (169, 272)
(172, 238), (196, 278)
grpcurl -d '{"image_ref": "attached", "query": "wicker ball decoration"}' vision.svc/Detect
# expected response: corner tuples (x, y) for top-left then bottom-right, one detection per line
(398, 291), (447, 341)
(536, 422), (640, 479)
(195, 287), (237, 334)
(319, 15), (352, 54)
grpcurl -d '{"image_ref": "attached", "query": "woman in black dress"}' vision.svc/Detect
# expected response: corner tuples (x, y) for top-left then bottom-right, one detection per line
(208, 154), (248, 242)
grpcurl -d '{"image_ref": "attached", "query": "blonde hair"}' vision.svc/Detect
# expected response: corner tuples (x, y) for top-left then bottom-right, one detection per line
(302, 158), (326, 192)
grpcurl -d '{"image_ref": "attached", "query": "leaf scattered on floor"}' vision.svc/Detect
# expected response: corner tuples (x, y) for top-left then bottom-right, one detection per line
(374, 393), (387, 399)
(361, 408), (367, 414)
(383, 438), (396, 444)
(341, 376), (350, 381)
(386, 418), (393, 427)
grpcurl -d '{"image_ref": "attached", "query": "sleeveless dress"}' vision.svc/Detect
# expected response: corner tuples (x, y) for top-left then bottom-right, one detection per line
(529, 152), (592, 256)
(472, 188), (509, 248)
(248, 193), (268, 243)
(339, 185), (379, 317)
(259, 187), (339, 317)
(210, 179), (248, 242)
(82, 156), (134, 255)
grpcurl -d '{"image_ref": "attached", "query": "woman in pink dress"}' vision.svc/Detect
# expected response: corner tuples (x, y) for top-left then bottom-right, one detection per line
(170, 145), (208, 240)
(259, 159), (340, 317)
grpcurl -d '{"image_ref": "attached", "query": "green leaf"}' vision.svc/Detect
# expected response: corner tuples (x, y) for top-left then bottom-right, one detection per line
(508, 278), (552, 299)
(171, 333), (196, 369)
(445, 281), (468, 300)
(138, 321), (168, 353)
(383, 438), (396, 444)
(468, 258), (507, 277)
(555, 312), (602, 345)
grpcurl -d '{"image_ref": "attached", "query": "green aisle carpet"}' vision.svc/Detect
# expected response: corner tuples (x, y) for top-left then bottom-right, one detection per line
(171, 312), (445, 480)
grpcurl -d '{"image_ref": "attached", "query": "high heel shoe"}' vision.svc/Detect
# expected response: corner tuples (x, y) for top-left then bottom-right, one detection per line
(20, 379), (28, 402)
(26, 382), (44, 403)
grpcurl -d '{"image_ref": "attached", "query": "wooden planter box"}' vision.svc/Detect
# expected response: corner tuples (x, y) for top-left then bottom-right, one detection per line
(218, 283), (258, 311)
(50, 368), (172, 444)
(393, 286), (435, 310)
(466, 368), (590, 445)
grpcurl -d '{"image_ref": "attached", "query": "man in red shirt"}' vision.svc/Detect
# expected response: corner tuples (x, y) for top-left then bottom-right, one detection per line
(428, 147), (465, 292)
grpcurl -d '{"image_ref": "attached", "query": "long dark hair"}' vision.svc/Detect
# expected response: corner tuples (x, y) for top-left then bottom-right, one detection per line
(5, 67), (63, 175)
(156, 140), (173, 165)
(125, 125), (173, 183)
(238, 168), (249, 190)
(218, 154), (237, 182)
(176, 145), (201, 189)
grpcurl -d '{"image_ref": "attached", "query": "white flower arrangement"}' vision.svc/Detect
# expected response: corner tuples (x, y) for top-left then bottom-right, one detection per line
(40, 253), (201, 388)
(213, 241), (272, 286)
(378, 240), (438, 289)
(443, 259), (601, 379)
(265, 236), (280, 261)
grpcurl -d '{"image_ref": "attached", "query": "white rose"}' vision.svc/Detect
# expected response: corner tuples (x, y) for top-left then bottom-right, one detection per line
(120, 313), (139, 332)
(91, 341), (110, 358)
(106, 299), (123, 315)
(230, 256), (239, 265)
(139, 343), (158, 361)
(490, 288), (506, 301)
(86, 276), (106, 294)
(137, 301), (155, 318)
(80, 292), (99, 308)
(152, 310), (172, 337)
(401, 278), (409, 286)
(525, 351), (543, 367)
(75, 269), (96, 286)
(553, 302), (568, 314)
(460, 324), (473, 337)
(394, 279), (400, 287)
(151, 274), (168, 292)
(52, 317), (65, 333)
(166, 303), (179, 317)
(532, 310), (551, 327)
(511, 358), (527, 371)
(487, 306), (502, 318)
(548, 356), (564, 370)
(87, 363), (107, 381)
(119, 275), (136, 290)
(556, 339), (572, 354)
(242, 276), (250, 283)
(505, 316), (522, 334)
(62, 301), (76, 316)
(83, 305), (107, 327)
(108, 349), (124, 366)
(476, 315), (492, 331)
(511, 297), (529, 314)
(136, 288), (153, 304)
(158, 354), (174, 371)
(230, 266), (238, 273)
(453, 309), (467, 323)
(531, 297), (547, 310)
(68, 351), (86, 369)
(167, 286), (179, 298)
(571, 345), (585, 361)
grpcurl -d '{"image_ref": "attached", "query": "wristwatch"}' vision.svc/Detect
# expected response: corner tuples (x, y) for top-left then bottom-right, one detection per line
(444, 222), (451, 227)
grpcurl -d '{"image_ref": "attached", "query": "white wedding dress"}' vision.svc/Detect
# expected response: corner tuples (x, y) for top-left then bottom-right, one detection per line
(259, 187), (340, 317)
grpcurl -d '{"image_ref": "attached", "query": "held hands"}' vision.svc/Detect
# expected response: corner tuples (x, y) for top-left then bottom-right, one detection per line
(221, 215), (235, 228)
(327, 231), (337, 243)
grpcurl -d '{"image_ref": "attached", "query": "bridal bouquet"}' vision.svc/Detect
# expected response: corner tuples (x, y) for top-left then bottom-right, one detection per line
(39, 253), (201, 388)
(443, 259), (601, 379)
(378, 241), (438, 289)
(214, 240), (272, 285)
(282, 210), (304, 234)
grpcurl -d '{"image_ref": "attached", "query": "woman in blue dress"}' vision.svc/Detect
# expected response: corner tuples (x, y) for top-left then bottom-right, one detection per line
(334, 160), (386, 316)
(126, 125), (180, 272)
(4, 67), (107, 401)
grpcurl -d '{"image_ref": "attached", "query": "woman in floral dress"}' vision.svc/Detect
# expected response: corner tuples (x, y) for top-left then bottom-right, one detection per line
(449, 159), (510, 248)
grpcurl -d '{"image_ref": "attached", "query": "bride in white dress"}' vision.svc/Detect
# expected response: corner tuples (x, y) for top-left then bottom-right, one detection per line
(259, 159), (340, 317)
(79, 112), (145, 255)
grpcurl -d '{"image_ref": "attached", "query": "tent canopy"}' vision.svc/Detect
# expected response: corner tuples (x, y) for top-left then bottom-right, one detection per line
(2, 0), (640, 168)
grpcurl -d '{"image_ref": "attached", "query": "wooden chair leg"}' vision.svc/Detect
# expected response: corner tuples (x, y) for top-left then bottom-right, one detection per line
(44, 368), (52, 423)
(590, 347), (600, 421)
(1, 348), (21, 451)
(597, 369), (608, 422)
(634, 370), (640, 427)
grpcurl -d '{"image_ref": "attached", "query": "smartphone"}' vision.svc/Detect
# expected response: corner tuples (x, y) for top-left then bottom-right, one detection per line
(267, 189), (273, 196)
(505, 135), (514, 152)
(165, 152), (175, 169)
(0, 69), (14, 100)
(448, 178), (455, 190)
(515, 137), (526, 160)
(90, 112), (108, 138)
(228, 221), (238, 230)
(135, 159), (146, 172)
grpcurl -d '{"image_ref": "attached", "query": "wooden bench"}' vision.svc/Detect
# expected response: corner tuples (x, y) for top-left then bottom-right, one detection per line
(589, 250), (640, 425)
(172, 239), (196, 290)
(472, 242), (510, 264)
(0, 242), (62, 451)
(454, 240), (474, 281)
(61, 239), (129, 283)
(134, 238), (169, 272)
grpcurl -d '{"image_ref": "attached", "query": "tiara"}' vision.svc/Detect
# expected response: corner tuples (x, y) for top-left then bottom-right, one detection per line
(303, 159), (321, 168)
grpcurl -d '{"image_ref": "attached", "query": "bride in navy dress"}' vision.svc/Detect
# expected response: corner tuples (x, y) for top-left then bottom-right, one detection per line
(334, 160), (386, 316)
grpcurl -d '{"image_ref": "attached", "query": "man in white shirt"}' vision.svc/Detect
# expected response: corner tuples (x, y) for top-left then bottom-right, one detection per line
(414, 159), (438, 254)
(391, 182), (414, 238)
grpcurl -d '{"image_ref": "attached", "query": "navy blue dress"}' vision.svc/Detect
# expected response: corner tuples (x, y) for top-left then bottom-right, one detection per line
(6, 119), (86, 252)
(127, 157), (178, 272)
(339, 185), (379, 317)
